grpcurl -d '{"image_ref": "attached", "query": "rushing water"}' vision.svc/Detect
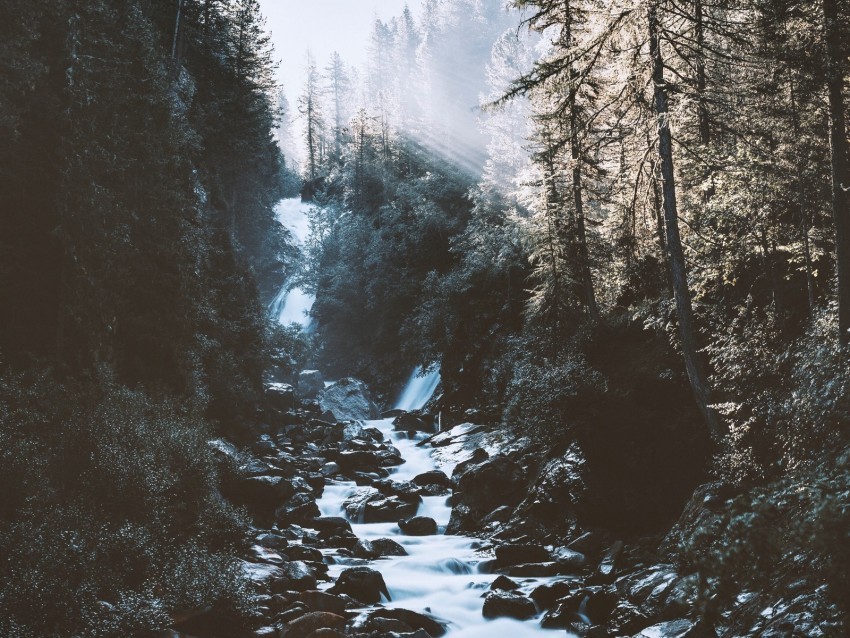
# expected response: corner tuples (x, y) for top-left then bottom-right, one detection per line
(395, 366), (442, 412)
(315, 377), (564, 637)
(269, 198), (315, 329)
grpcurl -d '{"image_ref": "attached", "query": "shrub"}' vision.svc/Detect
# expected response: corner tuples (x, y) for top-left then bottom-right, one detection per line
(0, 369), (251, 637)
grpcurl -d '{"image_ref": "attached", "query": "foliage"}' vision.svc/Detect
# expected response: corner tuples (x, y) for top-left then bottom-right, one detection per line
(0, 371), (251, 637)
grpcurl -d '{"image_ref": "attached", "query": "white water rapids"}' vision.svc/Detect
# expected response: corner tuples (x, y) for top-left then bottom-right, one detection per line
(315, 373), (564, 637)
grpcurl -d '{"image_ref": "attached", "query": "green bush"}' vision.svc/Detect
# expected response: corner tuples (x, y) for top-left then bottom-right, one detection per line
(0, 370), (251, 637)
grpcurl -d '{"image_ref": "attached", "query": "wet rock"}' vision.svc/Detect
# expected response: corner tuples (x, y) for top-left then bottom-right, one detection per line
(249, 544), (285, 565)
(607, 600), (651, 636)
(450, 447), (489, 479)
(351, 537), (408, 559)
(255, 532), (289, 551)
(284, 611), (346, 638)
(490, 575), (520, 591)
(307, 516), (353, 535)
(481, 590), (537, 620)
(373, 479), (423, 503)
(296, 370), (325, 400)
(635, 619), (698, 638)
(343, 488), (380, 521)
(399, 516), (438, 536)
(364, 616), (414, 633)
(495, 543), (552, 566)
(370, 608), (447, 637)
(329, 567), (391, 605)
(447, 455), (527, 533)
(481, 506), (513, 525)
(364, 496), (419, 523)
(658, 482), (731, 562)
(337, 450), (380, 473)
(298, 590), (349, 615)
(393, 411), (436, 433)
(271, 561), (318, 592)
(508, 447), (584, 537)
(531, 580), (578, 610)
(318, 378), (380, 421)
(275, 493), (321, 524)
(286, 545), (324, 563)
(589, 541), (623, 586)
(265, 382), (295, 412)
(339, 421), (366, 441)
(412, 470), (452, 489)
(320, 461), (341, 477)
(241, 561), (284, 587)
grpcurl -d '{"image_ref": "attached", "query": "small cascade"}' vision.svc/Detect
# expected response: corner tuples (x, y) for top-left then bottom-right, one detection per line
(395, 365), (441, 411)
(269, 198), (316, 329)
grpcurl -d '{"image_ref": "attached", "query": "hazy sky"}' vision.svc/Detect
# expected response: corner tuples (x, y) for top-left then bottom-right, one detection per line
(259, 0), (423, 107)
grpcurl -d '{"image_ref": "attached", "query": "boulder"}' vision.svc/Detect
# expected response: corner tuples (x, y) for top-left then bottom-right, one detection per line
(495, 543), (552, 567)
(337, 450), (380, 473)
(481, 591), (537, 620)
(447, 455), (528, 533)
(399, 516), (438, 536)
(284, 611), (345, 638)
(298, 590), (349, 615)
(636, 619), (699, 638)
(329, 567), (391, 605)
(296, 370), (325, 400)
(265, 382), (295, 412)
(373, 479), (423, 503)
(307, 516), (353, 535)
(275, 493), (321, 524)
(364, 497), (419, 523)
(490, 575), (520, 591)
(393, 411), (436, 433)
(412, 470), (452, 489)
(318, 378), (380, 421)
(272, 561), (317, 592)
(369, 608), (447, 637)
(372, 537), (408, 557)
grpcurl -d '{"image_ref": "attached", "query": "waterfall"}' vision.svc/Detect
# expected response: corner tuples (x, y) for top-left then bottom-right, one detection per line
(269, 197), (315, 329)
(394, 365), (441, 411)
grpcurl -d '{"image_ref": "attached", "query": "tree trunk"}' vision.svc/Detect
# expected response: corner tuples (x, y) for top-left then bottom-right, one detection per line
(789, 76), (816, 314)
(565, 0), (600, 322)
(694, 0), (710, 145)
(824, 0), (850, 345)
(650, 3), (725, 439)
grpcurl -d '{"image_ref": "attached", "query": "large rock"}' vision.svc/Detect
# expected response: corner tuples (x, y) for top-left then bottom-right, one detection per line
(296, 370), (325, 399)
(393, 411), (436, 433)
(329, 567), (391, 605)
(284, 612), (345, 638)
(318, 378), (380, 421)
(368, 608), (447, 637)
(351, 537), (408, 559)
(272, 561), (317, 592)
(495, 544), (552, 566)
(398, 516), (438, 536)
(481, 591), (537, 620)
(447, 454), (528, 533)
(265, 382), (295, 412)
(364, 497), (418, 523)
(635, 619), (699, 638)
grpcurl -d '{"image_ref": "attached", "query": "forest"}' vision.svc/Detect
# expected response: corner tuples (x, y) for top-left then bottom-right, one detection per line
(1, 0), (849, 637)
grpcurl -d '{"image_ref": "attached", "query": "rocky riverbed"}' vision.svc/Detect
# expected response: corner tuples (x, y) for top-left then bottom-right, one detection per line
(164, 374), (835, 638)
